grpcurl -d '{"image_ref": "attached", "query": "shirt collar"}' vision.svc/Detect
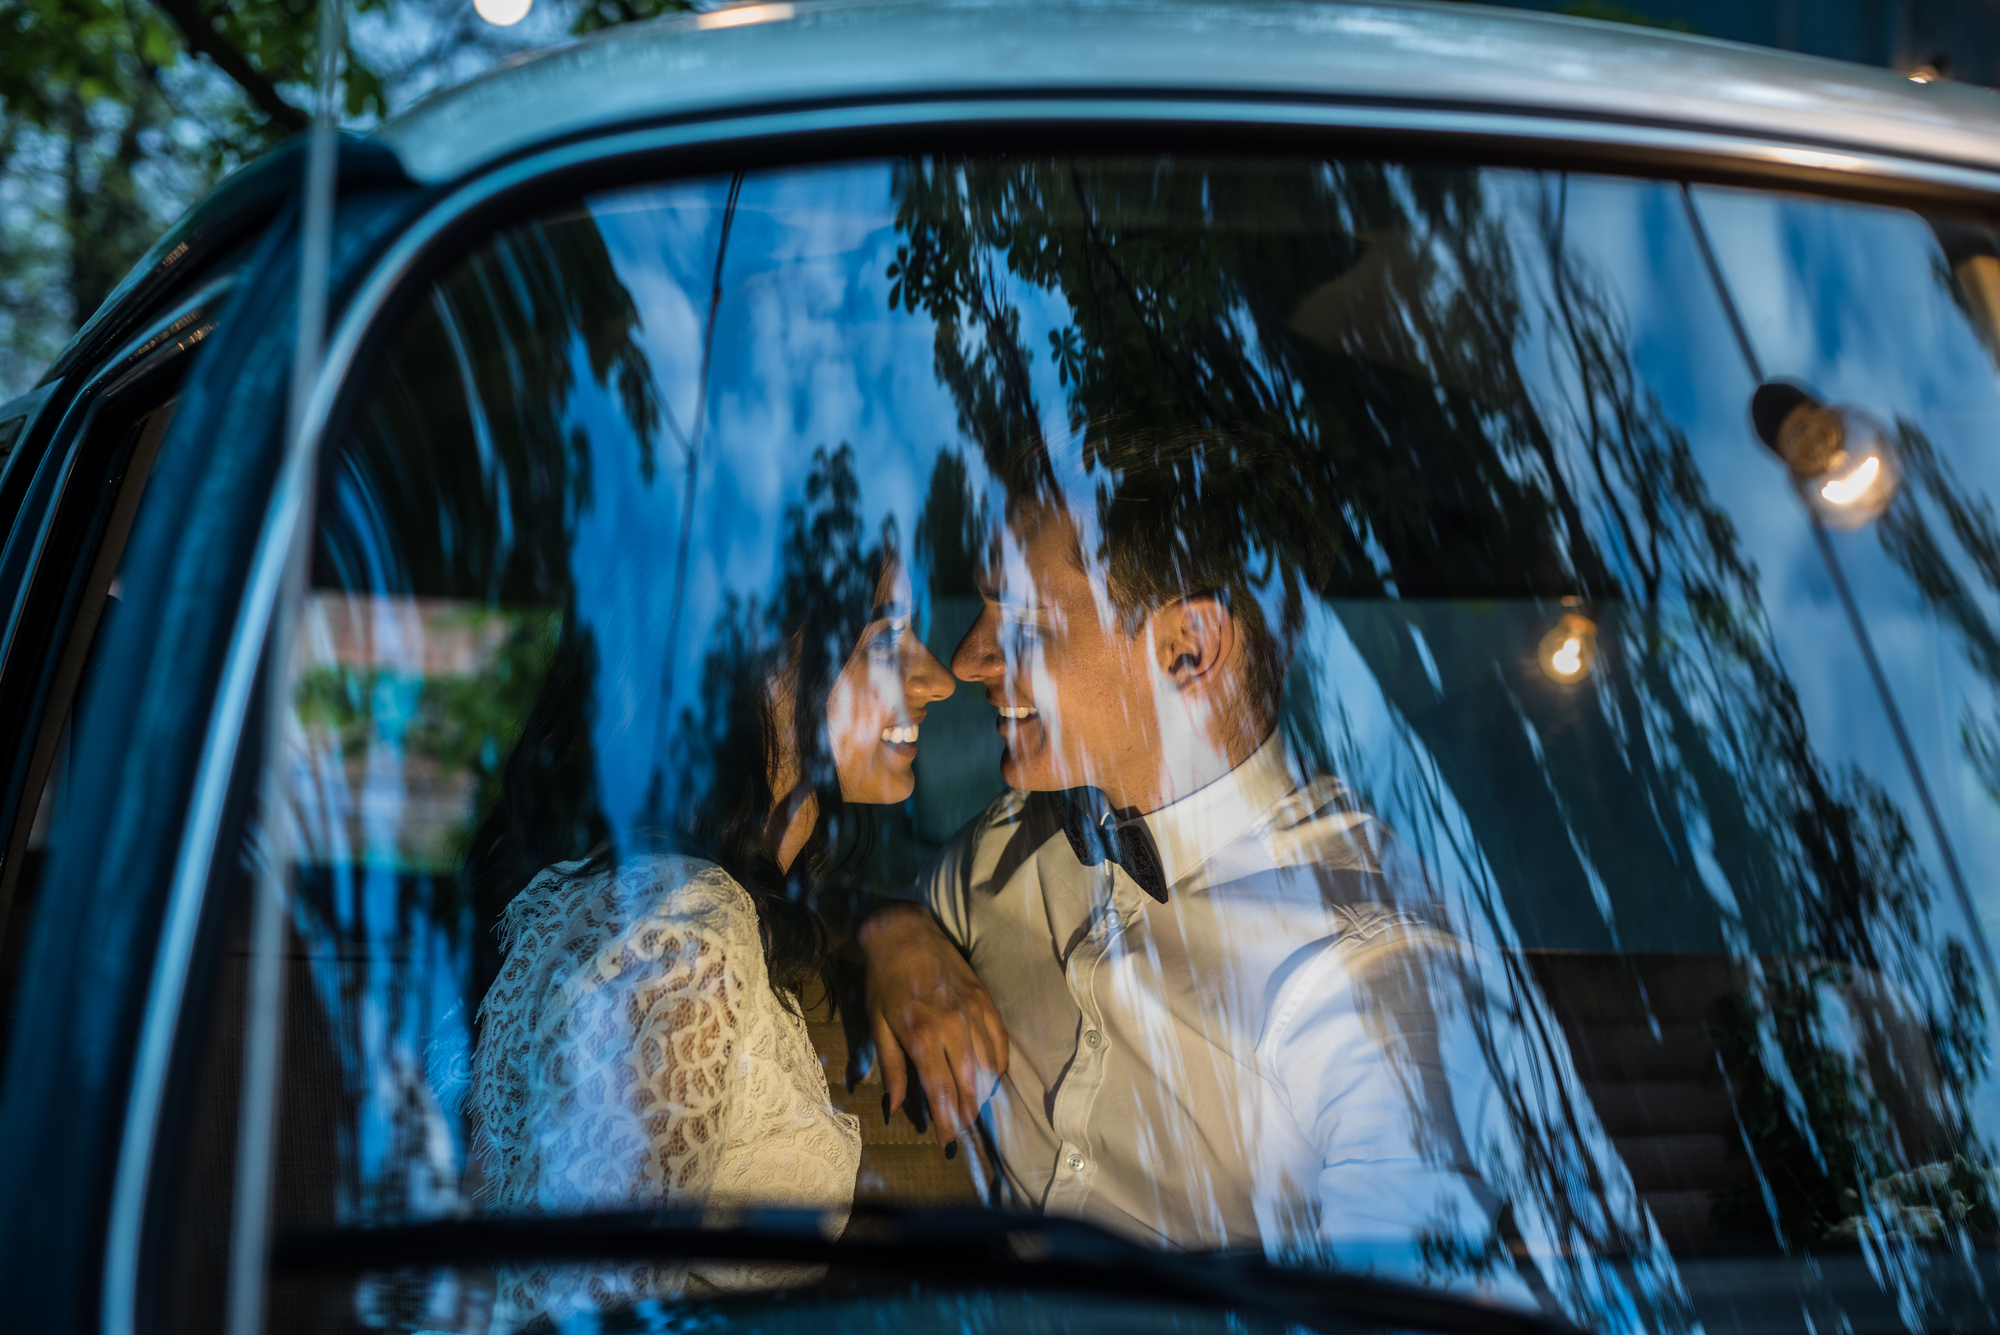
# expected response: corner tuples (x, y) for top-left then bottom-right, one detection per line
(1096, 731), (1296, 894)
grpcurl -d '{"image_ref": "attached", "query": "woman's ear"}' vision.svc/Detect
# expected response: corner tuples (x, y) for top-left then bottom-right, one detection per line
(1152, 595), (1238, 689)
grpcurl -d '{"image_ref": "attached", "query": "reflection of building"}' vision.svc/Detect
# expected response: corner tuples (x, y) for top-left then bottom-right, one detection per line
(1498, 0), (2000, 85)
(289, 594), (526, 871)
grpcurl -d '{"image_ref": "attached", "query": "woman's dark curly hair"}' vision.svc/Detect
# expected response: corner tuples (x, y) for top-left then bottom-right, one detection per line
(465, 445), (885, 1007)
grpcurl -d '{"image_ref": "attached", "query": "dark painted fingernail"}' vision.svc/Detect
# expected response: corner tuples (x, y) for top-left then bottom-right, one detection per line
(945, 1141), (959, 1160)
(882, 1093), (892, 1124)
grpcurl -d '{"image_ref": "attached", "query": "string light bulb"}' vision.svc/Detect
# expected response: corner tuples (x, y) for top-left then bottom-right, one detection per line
(1538, 610), (1597, 686)
(475, 0), (532, 25)
(1751, 383), (1901, 529)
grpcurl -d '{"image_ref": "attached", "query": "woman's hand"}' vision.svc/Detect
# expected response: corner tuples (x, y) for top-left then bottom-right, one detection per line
(858, 901), (1009, 1149)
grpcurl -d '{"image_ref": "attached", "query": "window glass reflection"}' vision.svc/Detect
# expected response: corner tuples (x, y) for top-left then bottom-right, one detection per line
(258, 158), (2000, 1335)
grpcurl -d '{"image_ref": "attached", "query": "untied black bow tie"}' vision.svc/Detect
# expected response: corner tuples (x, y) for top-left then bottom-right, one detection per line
(1058, 787), (1171, 904)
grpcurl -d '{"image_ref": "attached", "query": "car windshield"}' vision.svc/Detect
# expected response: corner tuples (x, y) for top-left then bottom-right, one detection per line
(210, 156), (2000, 1334)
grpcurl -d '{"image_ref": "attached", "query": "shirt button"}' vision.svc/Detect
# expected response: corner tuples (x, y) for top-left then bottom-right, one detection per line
(1083, 1029), (1104, 1050)
(1065, 1152), (1086, 1173)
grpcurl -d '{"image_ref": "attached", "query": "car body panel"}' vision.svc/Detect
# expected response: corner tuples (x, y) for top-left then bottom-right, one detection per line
(375, 0), (2000, 187)
(0, 181), (428, 1335)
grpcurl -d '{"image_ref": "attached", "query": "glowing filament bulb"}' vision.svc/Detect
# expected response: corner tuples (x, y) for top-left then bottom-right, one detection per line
(1538, 612), (1597, 685)
(1820, 454), (1881, 506)
(1551, 636), (1583, 677)
(474, 0), (531, 24)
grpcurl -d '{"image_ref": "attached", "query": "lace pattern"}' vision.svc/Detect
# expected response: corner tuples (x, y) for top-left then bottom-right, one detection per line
(470, 855), (860, 1331)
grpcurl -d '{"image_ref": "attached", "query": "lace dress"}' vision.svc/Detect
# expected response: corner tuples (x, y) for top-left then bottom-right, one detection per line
(470, 854), (861, 1331)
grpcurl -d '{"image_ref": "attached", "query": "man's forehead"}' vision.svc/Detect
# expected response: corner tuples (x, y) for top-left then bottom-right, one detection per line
(977, 498), (1094, 598)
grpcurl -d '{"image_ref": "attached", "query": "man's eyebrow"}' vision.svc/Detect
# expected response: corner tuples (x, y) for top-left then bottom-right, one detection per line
(973, 570), (1049, 615)
(997, 595), (1052, 618)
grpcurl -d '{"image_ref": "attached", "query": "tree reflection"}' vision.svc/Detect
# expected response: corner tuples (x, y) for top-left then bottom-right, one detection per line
(285, 160), (2000, 1330)
(321, 210), (662, 603)
(888, 157), (1994, 1322)
(648, 441), (894, 941)
(295, 204), (664, 1262)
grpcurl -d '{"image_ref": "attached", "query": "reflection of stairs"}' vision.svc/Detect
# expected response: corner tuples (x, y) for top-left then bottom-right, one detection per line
(1525, 952), (1756, 1246)
(1522, 951), (1947, 1249)
(803, 987), (983, 1206)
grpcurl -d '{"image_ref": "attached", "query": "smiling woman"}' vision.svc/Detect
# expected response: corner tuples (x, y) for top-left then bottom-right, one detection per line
(824, 555), (955, 809)
(195, 154), (2000, 1335)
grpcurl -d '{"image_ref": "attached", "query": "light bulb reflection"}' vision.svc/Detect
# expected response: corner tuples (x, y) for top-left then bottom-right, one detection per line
(1769, 400), (1900, 529)
(696, 2), (795, 28)
(1820, 453), (1881, 506)
(1538, 613), (1597, 686)
(474, 0), (532, 24)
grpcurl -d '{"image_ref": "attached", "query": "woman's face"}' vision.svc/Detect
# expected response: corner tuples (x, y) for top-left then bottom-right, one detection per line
(826, 559), (956, 804)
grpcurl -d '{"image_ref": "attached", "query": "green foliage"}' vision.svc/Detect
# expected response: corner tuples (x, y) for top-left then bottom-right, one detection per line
(2, 0), (391, 148)
(569, 0), (691, 36)
(1711, 961), (1897, 1241)
(1, 0), (204, 387)
(1556, 2), (1698, 32)
(0, 0), (683, 400)
(1713, 957), (1997, 1243)
(0, 0), (347, 394)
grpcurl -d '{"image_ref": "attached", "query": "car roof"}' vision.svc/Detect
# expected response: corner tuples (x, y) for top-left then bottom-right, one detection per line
(373, 0), (2000, 186)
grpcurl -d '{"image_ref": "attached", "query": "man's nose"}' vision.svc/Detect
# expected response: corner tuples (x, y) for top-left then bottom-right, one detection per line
(952, 604), (1004, 685)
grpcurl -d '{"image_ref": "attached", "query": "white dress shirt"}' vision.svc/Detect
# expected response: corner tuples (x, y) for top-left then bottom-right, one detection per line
(915, 732), (1505, 1273)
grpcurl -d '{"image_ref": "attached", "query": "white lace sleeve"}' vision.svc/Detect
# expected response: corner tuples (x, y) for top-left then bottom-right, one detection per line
(472, 859), (778, 1330)
(475, 859), (761, 1214)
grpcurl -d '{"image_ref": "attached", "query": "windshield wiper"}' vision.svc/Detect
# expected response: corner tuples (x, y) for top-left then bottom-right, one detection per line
(274, 1205), (1584, 1335)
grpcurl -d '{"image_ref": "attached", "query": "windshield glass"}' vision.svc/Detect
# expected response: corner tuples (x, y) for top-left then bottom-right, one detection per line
(226, 156), (2000, 1334)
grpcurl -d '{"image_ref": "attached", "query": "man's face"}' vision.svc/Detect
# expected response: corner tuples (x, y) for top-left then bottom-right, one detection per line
(950, 503), (1163, 802)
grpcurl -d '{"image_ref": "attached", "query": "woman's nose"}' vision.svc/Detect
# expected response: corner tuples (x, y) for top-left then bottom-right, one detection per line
(906, 638), (955, 703)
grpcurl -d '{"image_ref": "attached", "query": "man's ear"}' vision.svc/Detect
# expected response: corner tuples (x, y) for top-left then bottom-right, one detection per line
(1152, 595), (1238, 689)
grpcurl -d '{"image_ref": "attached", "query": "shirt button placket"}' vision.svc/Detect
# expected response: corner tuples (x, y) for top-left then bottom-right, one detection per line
(1048, 871), (1121, 1210)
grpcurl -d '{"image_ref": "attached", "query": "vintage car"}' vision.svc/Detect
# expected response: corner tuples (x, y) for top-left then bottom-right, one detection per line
(3, 1), (1999, 1331)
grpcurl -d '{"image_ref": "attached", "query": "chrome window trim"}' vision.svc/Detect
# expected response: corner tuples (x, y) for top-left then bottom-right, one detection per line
(101, 93), (2000, 1335)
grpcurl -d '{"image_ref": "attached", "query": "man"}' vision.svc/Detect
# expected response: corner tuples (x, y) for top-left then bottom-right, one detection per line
(858, 435), (1510, 1273)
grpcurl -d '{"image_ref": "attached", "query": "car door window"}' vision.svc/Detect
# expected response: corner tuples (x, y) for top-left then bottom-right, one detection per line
(166, 157), (2000, 1335)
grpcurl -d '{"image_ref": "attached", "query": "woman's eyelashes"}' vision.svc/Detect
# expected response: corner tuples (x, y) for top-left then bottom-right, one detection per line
(865, 613), (914, 662)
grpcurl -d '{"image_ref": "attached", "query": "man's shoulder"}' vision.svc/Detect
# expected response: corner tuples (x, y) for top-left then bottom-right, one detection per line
(918, 787), (1067, 901)
(1200, 771), (1385, 884)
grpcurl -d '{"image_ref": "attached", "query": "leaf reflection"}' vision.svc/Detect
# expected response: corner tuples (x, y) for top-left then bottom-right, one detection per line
(887, 157), (1995, 1328)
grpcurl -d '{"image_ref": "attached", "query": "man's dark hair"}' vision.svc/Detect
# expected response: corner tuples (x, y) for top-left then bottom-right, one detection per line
(1009, 424), (1329, 729)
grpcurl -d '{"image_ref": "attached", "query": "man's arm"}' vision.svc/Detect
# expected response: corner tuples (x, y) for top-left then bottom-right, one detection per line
(857, 901), (1009, 1149)
(1267, 921), (1511, 1274)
